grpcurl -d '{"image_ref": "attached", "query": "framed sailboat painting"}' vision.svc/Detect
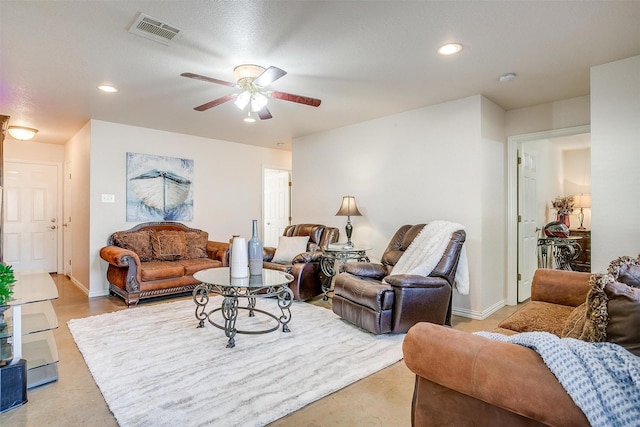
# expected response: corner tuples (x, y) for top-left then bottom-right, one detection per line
(126, 152), (194, 221)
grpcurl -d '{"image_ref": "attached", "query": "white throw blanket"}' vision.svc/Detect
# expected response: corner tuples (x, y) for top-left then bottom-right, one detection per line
(476, 331), (640, 427)
(388, 220), (469, 294)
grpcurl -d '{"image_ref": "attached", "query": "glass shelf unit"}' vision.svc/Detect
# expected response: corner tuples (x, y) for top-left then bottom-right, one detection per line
(4, 271), (59, 389)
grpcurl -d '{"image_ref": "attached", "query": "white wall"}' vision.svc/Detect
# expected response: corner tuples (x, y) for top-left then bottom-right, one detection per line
(293, 95), (507, 318)
(4, 139), (65, 163)
(563, 148), (591, 229)
(591, 55), (640, 270)
(65, 122), (91, 291)
(87, 120), (291, 297)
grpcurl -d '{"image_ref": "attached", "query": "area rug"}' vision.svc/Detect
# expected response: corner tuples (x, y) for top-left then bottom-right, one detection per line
(68, 297), (405, 427)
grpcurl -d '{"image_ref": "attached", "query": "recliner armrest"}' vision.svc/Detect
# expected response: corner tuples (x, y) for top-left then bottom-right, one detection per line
(343, 262), (387, 279)
(100, 245), (140, 267)
(384, 274), (449, 288)
(292, 250), (323, 264)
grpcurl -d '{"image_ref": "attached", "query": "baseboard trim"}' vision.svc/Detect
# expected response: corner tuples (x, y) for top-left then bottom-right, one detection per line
(452, 299), (506, 320)
(68, 275), (89, 296)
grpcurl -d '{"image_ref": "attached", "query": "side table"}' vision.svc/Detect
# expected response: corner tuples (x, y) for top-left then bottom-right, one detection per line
(320, 245), (370, 300)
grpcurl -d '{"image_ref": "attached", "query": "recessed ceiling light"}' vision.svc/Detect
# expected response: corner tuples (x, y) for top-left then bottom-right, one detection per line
(98, 85), (118, 93)
(499, 72), (517, 83)
(437, 43), (463, 56)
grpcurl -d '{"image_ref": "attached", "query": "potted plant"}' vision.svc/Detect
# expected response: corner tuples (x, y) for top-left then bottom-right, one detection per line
(0, 263), (17, 327)
(0, 264), (16, 364)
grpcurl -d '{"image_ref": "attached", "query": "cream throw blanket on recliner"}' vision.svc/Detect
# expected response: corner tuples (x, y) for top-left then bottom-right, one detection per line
(388, 220), (469, 295)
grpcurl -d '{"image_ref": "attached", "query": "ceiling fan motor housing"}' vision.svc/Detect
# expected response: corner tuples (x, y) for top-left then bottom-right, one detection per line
(233, 64), (266, 88)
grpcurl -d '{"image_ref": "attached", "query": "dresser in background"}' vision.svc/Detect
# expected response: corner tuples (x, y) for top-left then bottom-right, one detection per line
(570, 229), (591, 272)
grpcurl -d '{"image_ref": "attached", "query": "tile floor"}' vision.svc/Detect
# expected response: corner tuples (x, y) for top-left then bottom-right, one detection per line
(0, 274), (521, 426)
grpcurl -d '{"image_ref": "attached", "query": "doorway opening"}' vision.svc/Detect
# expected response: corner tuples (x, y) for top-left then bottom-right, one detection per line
(262, 167), (291, 247)
(507, 125), (591, 305)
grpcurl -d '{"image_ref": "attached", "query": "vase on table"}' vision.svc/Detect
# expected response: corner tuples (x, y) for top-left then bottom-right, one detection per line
(230, 237), (248, 278)
(248, 220), (264, 276)
(557, 213), (570, 229)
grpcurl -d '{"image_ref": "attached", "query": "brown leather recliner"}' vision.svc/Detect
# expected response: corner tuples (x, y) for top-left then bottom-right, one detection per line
(263, 224), (340, 301)
(332, 224), (466, 334)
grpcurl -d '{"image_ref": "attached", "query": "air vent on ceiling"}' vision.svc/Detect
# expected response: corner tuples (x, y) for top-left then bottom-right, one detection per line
(128, 12), (181, 45)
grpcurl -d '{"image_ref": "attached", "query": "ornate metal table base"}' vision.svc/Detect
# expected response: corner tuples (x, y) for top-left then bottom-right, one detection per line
(193, 282), (294, 348)
(537, 237), (582, 271)
(320, 247), (370, 300)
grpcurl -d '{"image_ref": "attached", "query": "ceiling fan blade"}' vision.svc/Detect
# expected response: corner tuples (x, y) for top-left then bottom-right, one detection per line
(194, 93), (238, 111)
(181, 72), (236, 87)
(254, 66), (287, 87)
(270, 91), (321, 107)
(256, 107), (272, 120)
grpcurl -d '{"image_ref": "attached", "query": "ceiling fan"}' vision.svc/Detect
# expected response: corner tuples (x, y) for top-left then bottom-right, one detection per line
(181, 64), (321, 121)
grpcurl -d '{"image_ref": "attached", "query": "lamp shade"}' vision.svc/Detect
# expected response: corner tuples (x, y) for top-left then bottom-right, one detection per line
(335, 196), (362, 217)
(8, 125), (38, 141)
(574, 194), (591, 208)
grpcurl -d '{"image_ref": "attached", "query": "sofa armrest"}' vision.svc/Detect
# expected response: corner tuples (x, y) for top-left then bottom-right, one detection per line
(531, 269), (591, 307)
(343, 262), (387, 279)
(206, 241), (230, 266)
(403, 322), (589, 426)
(384, 274), (449, 288)
(100, 245), (140, 267)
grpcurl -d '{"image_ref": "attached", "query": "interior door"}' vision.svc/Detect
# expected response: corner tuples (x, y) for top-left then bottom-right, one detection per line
(517, 144), (539, 302)
(3, 161), (59, 272)
(263, 168), (290, 247)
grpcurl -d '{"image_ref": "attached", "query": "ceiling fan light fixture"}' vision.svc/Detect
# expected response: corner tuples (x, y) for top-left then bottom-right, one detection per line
(234, 91), (251, 110)
(8, 125), (38, 141)
(250, 92), (268, 112)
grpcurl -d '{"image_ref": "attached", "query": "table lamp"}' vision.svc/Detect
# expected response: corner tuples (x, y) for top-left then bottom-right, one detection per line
(574, 193), (591, 230)
(335, 196), (362, 249)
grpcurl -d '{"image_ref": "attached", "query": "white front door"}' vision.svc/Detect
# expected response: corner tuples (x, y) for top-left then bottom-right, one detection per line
(263, 168), (290, 247)
(517, 144), (539, 302)
(3, 161), (60, 272)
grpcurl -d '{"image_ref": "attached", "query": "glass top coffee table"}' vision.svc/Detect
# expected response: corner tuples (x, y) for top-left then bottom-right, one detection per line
(193, 267), (294, 348)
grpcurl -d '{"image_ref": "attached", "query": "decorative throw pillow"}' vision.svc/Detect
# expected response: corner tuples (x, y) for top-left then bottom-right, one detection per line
(112, 230), (153, 262)
(271, 236), (310, 264)
(608, 255), (640, 288)
(561, 302), (588, 339)
(604, 280), (640, 357)
(184, 231), (208, 259)
(581, 272), (610, 342)
(150, 230), (187, 261)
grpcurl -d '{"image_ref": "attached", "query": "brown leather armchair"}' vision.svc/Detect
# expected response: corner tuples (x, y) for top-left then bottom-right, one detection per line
(263, 224), (339, 301)
(332, 224), (466, 334)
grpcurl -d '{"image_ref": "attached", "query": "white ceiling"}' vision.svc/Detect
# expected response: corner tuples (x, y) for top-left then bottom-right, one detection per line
(1, 1), (639, 150)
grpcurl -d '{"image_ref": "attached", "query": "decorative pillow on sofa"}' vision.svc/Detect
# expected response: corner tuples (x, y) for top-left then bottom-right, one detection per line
(272, 236), (310, 264)
(184, 231), (208, 259)
(605, 280), (640, 356)
(561, 303), (588, 339)
(607, 255), (640, 288)
(112, 230), (153, 262)
(150, 230), (187, 261)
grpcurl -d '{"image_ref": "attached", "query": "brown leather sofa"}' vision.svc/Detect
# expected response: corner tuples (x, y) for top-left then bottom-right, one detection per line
(100, 222), (228, 307)
(263, 224), (339, 301)
(403, 269), (592, 426)
(332, 224), (466, 334)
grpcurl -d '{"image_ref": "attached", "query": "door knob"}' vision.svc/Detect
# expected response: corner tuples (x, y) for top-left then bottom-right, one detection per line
(49, 225), (57, 230)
